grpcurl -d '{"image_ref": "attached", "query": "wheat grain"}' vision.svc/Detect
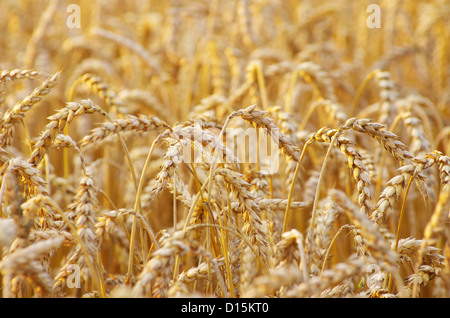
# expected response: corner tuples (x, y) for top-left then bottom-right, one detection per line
(242, 265), (302, 298)
(235, 105), (301, 162)
(28, 99), (108, 167)
(132, 231), (204, 297)
(344, 118), (414, 165)
(5, 158), (49, 196)
(311, 126), (373, 215)
(0, 71), (60, 147)
(1, 236), (64, 297)
(79, 114), (170, 148)
(370, 160), (429, 225)
(307, 197), (342, 275)
(215, 168), (268, 260)
(285, 257), (365, 298)
(53, 172), (100, 293)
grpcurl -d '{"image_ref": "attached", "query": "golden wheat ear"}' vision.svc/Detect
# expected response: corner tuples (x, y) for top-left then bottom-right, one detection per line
(0, 0), (448, 299)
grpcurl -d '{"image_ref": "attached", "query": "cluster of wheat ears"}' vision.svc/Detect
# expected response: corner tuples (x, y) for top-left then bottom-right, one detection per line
(0, 0), (448, 298)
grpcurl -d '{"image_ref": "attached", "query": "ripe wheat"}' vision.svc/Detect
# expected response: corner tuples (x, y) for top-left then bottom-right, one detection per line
(0, 0), (448, 299)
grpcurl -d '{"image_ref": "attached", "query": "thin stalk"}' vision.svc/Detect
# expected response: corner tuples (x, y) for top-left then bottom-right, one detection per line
(387, 175), (414, 293)
(256, 127), (260, 173)
(127, 131), (168, 281)
(187, 223), (269, 275)
(207, 113), (236, 205)
(283, 140), (312, 233)
(19, 119), (33, 155)
(375, 113), (403, 196)
(222, 186), (235, 297)
(255, 62), (268, 110)
(308, 126), (344, 240)
(351, 69), (380, 116)
(269, 176), (273, 199)
(65, 77), (83, 180)
(173, 178), (177, 232)
(132, 132), (166, 248)
(298, 71), (324, 130)
(285, 70), (299, 113)
(394, 175), (414, 251)
(44, 155), (50, 195)
(320, 225), (355, 276)
(299, 101), (319, 131)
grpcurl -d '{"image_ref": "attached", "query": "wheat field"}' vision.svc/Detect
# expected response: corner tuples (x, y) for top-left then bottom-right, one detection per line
(0, 0), (449, 299)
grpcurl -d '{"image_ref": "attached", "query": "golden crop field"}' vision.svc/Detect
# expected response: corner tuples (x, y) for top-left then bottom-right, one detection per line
(0, 0), (448, 299)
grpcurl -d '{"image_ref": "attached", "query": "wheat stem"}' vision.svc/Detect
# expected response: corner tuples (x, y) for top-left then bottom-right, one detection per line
(283, 139), (312, 233)
(309, 125), (345, 240)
